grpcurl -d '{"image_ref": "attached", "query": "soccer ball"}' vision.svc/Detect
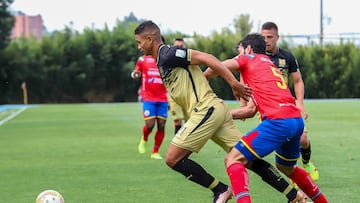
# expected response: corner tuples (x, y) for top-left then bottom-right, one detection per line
(36, 190), (64, 203)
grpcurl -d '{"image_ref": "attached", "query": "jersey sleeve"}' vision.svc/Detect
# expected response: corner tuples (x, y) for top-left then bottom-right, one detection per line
(135, 56), (144, 72)
(287, 53), (299, 73)
(163, 46), (191, 68)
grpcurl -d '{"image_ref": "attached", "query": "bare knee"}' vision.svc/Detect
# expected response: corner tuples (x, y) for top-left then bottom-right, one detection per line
(224, 148), (248, 167)
(165, 145), (191, 168)
(157, 119), (166, 130)
(165, 156), (176, 168)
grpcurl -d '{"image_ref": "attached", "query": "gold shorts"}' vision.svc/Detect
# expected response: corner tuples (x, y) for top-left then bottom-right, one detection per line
(169, 98), (185, 121)
(172, 101), (242, 153)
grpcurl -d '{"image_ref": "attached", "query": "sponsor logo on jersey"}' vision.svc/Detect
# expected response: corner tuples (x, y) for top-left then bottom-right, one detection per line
(175, 49), (186, 58)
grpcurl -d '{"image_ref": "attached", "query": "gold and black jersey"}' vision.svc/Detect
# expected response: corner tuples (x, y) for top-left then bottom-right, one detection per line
(266, 48), (299, 84)
(156, 44), (221, 119)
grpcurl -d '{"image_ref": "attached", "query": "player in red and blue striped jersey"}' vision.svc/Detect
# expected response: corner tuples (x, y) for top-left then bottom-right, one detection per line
(131, 55), (168, 160)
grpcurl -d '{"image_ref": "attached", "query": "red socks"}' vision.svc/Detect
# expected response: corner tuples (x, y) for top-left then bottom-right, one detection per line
(226, 163), (251, 203)
(153, 131), (164, 153)
(289, 166), (328, 203)
(142, 125), (165, 154)
(142, 125), (151, 141)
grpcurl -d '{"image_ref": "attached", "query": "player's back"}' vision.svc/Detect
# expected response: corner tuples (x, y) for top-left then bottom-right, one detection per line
(157, 45), (222, 117)
(236, 53), (301, 119)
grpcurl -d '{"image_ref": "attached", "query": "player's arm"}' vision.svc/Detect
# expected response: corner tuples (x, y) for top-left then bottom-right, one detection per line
(191, 50), (251, 101)
(203, 58), (239, 80)
(231, 100), (257, 120)
(239, 74), (248, 107)
(290, 71), (308, 119)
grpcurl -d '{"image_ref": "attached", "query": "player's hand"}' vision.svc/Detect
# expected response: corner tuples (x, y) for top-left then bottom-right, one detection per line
(131, 70), (142, 79)
(231, 82), (252, 102)
(297, 104), (309, 120)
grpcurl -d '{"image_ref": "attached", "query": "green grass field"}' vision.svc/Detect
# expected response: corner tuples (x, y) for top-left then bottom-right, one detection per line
(0, 100), (359, 203)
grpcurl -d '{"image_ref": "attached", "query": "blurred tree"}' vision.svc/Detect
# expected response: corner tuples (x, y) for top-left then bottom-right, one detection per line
(0, 0), (15, 102)
(0, 0), (14, 49)
(233, 14), (252, 39)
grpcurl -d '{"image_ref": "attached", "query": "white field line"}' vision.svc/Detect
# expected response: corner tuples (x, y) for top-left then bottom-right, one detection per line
(0, 107), (27, 126)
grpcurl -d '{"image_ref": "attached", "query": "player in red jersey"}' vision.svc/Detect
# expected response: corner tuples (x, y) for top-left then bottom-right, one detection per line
(205, 33), (328, 203)
(261, 21), (319, 181)
(131, 55), (168, 160)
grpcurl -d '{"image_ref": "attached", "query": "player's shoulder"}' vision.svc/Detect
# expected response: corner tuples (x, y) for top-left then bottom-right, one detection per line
(137, 55), (145, 62)
(278, 48), (296, 59)
(159, 44), (185, 58)
(158, 44), (188, 66)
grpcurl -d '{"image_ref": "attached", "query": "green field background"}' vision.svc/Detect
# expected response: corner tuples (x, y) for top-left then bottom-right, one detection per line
(0, 100), (359, 203)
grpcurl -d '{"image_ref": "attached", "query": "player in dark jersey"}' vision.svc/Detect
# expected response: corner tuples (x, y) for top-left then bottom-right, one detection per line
(261, 21), (319, 181)
(205, 33), (328, 203)
(134, 20), (253, 203)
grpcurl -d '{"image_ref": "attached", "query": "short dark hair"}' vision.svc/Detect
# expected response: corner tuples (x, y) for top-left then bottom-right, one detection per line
(174, 38), (184, 42)
(240, 33), (266, 54)
(261, 21), (278, 32)
(134, 20), (160, 36)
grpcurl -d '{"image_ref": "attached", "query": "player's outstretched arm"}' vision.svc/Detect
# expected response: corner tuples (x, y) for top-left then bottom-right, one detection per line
(231, 101), (257, 120)
(192, 50), (251, 101)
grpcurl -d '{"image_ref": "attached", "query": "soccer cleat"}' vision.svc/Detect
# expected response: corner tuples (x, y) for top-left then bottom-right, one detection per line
(303, 162), (319, 181)
(150, 153), (163, 160)
(138, 138), (147, 154)
(213, 186), (233, 203)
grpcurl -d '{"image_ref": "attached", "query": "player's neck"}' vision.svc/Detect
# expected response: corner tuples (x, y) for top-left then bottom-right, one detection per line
(268, 47), (279, 56)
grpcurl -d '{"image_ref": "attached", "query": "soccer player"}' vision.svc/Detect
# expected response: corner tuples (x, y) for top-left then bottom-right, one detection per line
(261, 21), (319, 181)
(205, 33), (328, 203)
(135, 20), (306, 203)
(131, 54), (168, 160)
(168, 37), (187, 134)
(173, 37), (186, 47)
(134, 20), (251, 202)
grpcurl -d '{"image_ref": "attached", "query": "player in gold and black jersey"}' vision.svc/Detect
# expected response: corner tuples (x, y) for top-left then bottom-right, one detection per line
(134, 20), (304, 203)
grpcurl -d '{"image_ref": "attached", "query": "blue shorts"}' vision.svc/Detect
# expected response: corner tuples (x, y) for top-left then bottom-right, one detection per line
(142, 101), (168, 120)
(234, 117), (304, 166)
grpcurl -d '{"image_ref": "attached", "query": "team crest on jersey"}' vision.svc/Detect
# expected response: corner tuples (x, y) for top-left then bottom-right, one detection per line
(175, 49), (186, 58)
(278, 59), (286, 67)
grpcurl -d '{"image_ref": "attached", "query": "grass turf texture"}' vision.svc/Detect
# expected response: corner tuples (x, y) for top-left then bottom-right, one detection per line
(0, 100), (359, 203)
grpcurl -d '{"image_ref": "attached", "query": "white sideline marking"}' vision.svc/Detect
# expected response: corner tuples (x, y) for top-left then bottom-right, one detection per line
(0, 107), (27, 126)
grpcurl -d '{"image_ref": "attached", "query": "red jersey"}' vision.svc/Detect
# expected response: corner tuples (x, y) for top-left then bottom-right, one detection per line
(235, 54), (301, 119)
(135, 55), (167, 102)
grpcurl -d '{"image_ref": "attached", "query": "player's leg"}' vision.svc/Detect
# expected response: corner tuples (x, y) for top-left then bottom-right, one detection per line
(214, 104), (301, 202)
(224, 148), (251, 203)
(278, 164), (328, 203)
(138, 101), (156, 154)
(224, 118), (307, 203)
(276, 118), (327, 203)
(247, 159), (303, 202)
(151, 101), (168, 159)
(167, 104), (230, 202)
(169, 100), (184, 134)
(300, 128), (319, 181)
(173, 119), (182, 134)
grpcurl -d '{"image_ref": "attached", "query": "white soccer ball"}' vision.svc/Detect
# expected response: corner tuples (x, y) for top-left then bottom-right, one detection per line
(36, 190), (64, 203)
